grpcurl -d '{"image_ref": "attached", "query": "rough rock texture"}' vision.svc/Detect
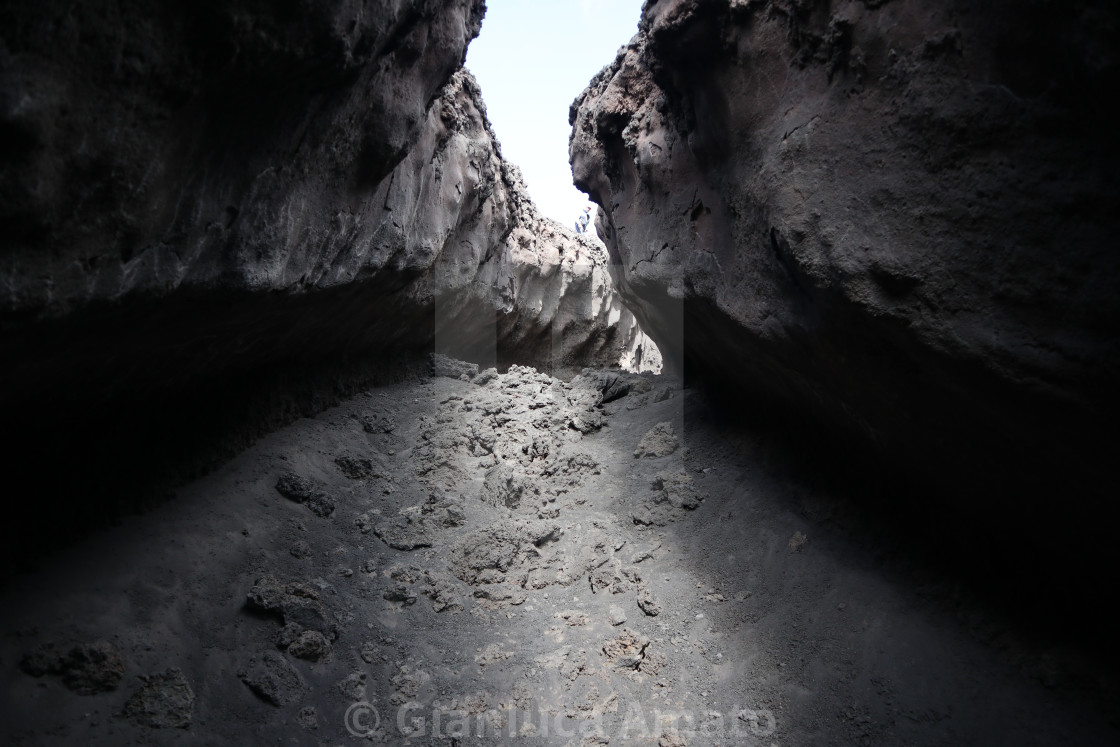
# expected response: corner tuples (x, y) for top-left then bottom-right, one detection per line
(366, 68), (646, 373)
(19, 641), (126, 695)
(1, 0), (485, 308)
(0, 1), (649, 565)
(570, 0), (1120, 598)
(238, 652), (307, 707)
(3, 365), (1115, 744)
(122, 668), (195, 729)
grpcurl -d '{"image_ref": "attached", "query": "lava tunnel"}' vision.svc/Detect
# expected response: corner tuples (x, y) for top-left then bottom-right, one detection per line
(1, 1), (1118, 744)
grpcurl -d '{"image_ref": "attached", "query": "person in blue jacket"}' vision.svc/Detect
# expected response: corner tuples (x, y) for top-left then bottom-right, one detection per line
(575, 205), (592, 234)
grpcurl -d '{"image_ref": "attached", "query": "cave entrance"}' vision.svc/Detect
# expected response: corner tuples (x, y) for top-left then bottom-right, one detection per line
(430, 0), (666, 376)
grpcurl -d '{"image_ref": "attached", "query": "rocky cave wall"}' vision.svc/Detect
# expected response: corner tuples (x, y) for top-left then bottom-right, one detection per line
(570, 0), (1120, 605)
(0, 0), (650, 566)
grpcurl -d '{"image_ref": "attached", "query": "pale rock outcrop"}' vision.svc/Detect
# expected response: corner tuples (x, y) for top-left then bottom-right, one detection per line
(341, 67), (645, 373)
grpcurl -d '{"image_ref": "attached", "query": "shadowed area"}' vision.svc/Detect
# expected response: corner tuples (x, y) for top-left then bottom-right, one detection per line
(2, 364), (1115, 744)
(2, 0), (1119, 743)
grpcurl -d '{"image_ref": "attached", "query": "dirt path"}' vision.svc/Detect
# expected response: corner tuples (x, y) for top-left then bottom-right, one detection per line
(0, 362), (1115, 745)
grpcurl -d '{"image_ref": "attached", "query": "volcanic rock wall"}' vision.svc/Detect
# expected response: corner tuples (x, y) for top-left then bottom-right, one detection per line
(570, 0), (1120, 592)
(354, 68), (648, 374)
(0, 1), (644, 563)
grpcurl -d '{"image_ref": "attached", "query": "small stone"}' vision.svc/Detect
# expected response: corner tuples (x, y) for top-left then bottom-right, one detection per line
(634, 422), (679, 459)
(275, 472), (317, 503)
(659, 732), (688, 747)
(275, 472), (336, 517)
(122, 668), (195, 729)
(305, 493), (336, 518)
(275, 623), (304, 649)
(383, 585), (418, 606)
(335, 455), (376, 480)
(570, 411), (604, 434)
(246, 576), (332, 637)
(602, 629), (650, 671)
(287, 631), (331, 662)
(336, 671), (367, 701)
(789, 531), (808, 552)
(557, 610), (591, 627)
(637, 587), (662, 617)
(297, 706), (318, 730)
(651, 471), (703, 510)
(239, 652), (307, 706)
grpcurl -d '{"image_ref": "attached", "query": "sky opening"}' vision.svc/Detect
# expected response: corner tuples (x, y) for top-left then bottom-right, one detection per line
(465, 0), (645, 229)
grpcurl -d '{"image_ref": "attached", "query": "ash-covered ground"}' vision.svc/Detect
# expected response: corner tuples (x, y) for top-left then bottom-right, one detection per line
(0, 359), (1115, 746)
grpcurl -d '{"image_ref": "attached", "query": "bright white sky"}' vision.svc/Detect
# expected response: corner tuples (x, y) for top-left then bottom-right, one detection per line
(465, 0), (645, 228)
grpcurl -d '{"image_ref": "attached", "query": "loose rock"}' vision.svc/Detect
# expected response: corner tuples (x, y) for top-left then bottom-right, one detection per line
(239, 652), (306, 707)
(634, 422), (679, 458)
(122, 668), (195, 729)
(602, 629), (650, 671)
(20, 641), (126, 695)
(287, 631), (332, 661)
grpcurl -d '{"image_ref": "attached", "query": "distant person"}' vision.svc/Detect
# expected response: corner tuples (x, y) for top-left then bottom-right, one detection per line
(575, 205), (592, 234)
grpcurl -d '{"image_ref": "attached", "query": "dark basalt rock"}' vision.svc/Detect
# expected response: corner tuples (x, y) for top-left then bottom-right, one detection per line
(20, 641), (126, 695)
(0, 1), (645, 567)
(122, 668), (195, 729)
(0, 0), (485, 566)
(238, 652), (306, 707)
(570, 0), (1120, 613)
